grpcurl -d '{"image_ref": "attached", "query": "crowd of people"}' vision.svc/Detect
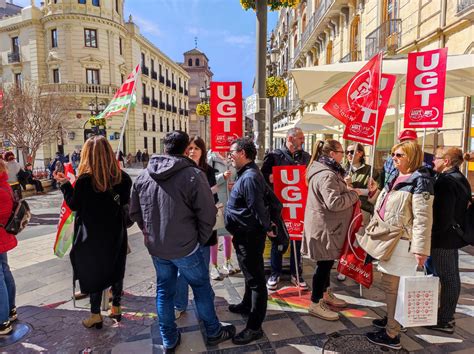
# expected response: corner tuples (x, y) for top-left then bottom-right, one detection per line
(0, 128), (473, 352)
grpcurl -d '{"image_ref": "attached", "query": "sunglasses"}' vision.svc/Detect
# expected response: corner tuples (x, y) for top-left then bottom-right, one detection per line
(346, 150), (354, 155)
(391, 153), (406, 158)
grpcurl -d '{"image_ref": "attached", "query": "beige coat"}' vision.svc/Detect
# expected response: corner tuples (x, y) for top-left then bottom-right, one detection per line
(302, 161), (359, 261)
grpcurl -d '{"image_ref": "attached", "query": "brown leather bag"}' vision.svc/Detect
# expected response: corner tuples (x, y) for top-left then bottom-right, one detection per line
(356, 212), (404, 261)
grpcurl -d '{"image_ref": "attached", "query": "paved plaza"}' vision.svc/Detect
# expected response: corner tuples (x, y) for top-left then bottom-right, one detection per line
(2, 188), (474, 353)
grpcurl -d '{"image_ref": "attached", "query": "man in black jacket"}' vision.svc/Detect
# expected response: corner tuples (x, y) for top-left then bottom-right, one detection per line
(225, 137), (274, 345)
(261, 127), (310, 291)
(130, 131), (235, 351)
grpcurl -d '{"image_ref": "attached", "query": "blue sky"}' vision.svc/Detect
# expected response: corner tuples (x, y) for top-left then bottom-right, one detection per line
(20, 0), (278, 97)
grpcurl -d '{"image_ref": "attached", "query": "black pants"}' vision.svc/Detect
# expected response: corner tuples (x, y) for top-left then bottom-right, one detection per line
(31, 179), (44, 192)
(89, 280), (123, 314)
(311, 260), (335, 303)
(431, 248), (460, 324)
(232, 232), (267, 330)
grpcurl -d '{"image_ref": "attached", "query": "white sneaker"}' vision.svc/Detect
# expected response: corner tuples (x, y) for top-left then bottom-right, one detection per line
(308, 300), (339, 321)
(222, 260), (239, 275)
(323, 288), (347, 308)
(337, 273), (346, 281)
(210, 265), (221, 280)
(290, 275), (308, 289)
(266, 275), (280, 290)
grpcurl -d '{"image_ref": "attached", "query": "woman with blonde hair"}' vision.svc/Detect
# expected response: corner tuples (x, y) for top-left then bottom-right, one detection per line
(54, 136), (132, 329)
(359, 140), (434, 350)
(303, 139), (359, 321)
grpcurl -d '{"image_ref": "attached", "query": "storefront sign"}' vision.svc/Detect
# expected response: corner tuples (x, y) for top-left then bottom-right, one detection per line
(404, 48), (447, 128)
(272, 166), (307, 240)
(210, 82), (243, 152)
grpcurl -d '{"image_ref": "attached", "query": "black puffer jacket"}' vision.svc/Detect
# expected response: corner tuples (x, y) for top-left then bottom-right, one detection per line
(431, 167), (472, 249)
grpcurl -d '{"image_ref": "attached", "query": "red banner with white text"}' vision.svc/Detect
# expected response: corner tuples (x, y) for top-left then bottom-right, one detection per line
(404, 48), (447, 128)
(343, 74), (396, 144)
(272, 166), (307, 241)
(210, 82), (243, 152)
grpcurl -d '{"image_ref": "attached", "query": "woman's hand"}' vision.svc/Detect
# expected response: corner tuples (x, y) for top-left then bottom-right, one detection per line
(414, 254), (427, 267)
(348, 187), (362, 196)
(223, 170), (232, 180)
(53, 171), (69, 185)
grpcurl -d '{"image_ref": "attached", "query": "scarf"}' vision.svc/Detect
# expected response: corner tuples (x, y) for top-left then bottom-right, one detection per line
(318, 155), (347, 178)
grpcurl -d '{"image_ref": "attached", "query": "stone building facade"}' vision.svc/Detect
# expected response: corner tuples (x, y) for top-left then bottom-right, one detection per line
(270, 0), (473, 173)
(0, 0), (189, 165)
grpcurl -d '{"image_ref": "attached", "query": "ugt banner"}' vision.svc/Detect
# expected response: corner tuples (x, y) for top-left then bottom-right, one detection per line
(404, 48), (447, 128)
(210, 82), (243, 152)
(343, 74), (396, 145)
(272, 166), (307, 241)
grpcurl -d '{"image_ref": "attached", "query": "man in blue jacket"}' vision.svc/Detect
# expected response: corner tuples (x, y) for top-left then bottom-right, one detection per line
(225, 137), (275, 345)
(130, 131), (235, 352)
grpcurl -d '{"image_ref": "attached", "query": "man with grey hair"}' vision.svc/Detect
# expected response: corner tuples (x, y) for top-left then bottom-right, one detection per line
(261, 127), (311, 291)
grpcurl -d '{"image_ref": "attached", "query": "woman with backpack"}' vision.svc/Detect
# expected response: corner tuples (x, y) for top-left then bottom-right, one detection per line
(0, 159), (18, 336)
(428, 147), (472, 334)
(54, 136), (132, 329)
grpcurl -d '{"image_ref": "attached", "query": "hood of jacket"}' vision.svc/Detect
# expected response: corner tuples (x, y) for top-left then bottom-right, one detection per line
(306, 161), (333, 181)
(147, 155), (196, 182)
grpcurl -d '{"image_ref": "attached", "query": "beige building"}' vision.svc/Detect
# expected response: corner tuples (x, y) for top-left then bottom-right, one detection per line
(0, 0), (189, 166)
(270, 0), (473, 175)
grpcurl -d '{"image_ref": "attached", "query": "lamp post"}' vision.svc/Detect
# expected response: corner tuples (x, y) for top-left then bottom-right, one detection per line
(266, 43), (279, 152)
(199, 86), (211, 144)
(84, 95), (106, 141)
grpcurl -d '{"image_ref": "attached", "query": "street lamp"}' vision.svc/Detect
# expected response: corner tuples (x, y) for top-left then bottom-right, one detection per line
(266, 44), (279, 152)
(84, 95), (107, 141)
(199, 86), (211, 144)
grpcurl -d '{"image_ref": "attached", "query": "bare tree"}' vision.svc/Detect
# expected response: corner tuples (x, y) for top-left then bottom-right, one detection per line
(0, 83), (77, 167)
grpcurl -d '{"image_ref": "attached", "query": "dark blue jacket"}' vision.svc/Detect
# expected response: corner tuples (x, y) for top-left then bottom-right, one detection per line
(225, 162), (271, 235)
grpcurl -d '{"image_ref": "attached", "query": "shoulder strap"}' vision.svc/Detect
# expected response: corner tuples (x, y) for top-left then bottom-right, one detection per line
(108, 188), (121, 206)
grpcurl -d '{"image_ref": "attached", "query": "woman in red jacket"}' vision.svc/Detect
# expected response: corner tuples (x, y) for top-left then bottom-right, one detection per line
(0, 159), (17, 336)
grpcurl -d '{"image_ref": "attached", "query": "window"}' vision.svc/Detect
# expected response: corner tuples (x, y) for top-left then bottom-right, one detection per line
(195, 58), (200, 66)
(119, 37), (123, 55)
(11, 36), (19, 53)
(159, 64), (162, 75)
(51, 29), (58, 48)
(143, 113), (147, 131)
(92, 0), (100, 6)
(152, 87), (155, 100)
(14, 73), (22, 87)
(160, 116), (163, 132)
(153, 137), (156, 153)
(188, 58), (192, 66)
(86, 69), (100, 84)
(142, 83), (146, 96)
(326, 40), (333, 64)
(78, 0), (86, 4)
(166, 69), (168, 80)
(152, 115), (156, 131)
(141, 52), (146, 66)
(84, 29), (97, 48)
(121, 74), (124, 84)
(53, 69), (60, 83)
(151, 59), (155, 72)
(115, 0), (119, 12)
(144, 137), (148, 149)
(171, 73), (174, 84)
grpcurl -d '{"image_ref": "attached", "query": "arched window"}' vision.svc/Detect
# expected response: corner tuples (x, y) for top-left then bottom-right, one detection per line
(350, 15), (360, 61)
(326, 40), (333, 64)
(188, 58), (192, 66)
(195, 58), (200, 66)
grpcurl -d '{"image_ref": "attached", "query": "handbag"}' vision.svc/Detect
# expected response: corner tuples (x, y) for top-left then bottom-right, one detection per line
(213, 203), (225, 231)
(0, 186), (31, 235)
(394, 267), (439, 327)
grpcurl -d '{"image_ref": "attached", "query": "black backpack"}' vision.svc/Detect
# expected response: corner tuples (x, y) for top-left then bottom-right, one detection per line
(447, 174), (474, 246)
(0, 186), (31, 235)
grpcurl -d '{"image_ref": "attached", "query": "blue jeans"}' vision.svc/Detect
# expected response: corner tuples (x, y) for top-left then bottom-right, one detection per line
(270, 240), (302, 277)
(174, 246), (210, 311)
(152, 247), (221, 348)
(0, 253), (16, 323)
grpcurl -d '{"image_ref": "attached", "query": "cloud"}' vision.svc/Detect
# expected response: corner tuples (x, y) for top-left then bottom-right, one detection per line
(224, 35), (253, 46)
(133, 15), (163, 38)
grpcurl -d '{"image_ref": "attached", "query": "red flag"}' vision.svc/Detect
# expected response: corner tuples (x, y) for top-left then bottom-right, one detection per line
(404, 48), (447, 128)
(343, 74), (396, 145)
(323, 53), (387, 144)
(210, 82), (243, 152)
(272, 166), (308, 241)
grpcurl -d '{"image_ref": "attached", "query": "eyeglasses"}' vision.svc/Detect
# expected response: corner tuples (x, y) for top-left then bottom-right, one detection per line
(227, 149), (239, 157)
(391, 153), (406, 158)
(433, 156), (444, 160)
(345, 150), (355, 155)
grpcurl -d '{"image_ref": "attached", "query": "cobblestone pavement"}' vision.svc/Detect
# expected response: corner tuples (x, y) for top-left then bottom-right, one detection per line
(2, 186), (474, 353)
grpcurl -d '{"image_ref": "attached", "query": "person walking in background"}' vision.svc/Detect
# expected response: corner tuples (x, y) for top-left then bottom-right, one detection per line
(136, 149), (142, 163)
(71, 149), (80, 170)
(359, 140), (434, 350)
(130, 131), (235, 351)
(54, 136), (132, 330)
(174, 136), (219, 319)
(261, 127), (310, 290)
(303, 139), (359, 321)
(225, 138), (274, 345)
(141, 149), (149, 168)
(3, 151), (23, 201)
(427, 147), (471, 334)
(0, 160), (18, 336)
(207, 149), (239, 280)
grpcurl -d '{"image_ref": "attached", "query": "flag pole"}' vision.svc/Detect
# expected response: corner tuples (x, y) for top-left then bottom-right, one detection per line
(422, 128), (427, 152)
(370, 52), (383, 180)
(115, 94), (134, 161)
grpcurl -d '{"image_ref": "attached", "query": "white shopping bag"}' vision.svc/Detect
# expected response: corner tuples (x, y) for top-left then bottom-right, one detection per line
(395, 273), (439, 327)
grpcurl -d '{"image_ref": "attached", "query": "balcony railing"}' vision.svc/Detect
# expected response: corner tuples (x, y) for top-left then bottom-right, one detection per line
(142, 96), (150, 105)
(172, 106), (177, 113)
(458, 0), (474, 13)
(159, 75), (165, 84)
(184, 89), (188, 96)
(365, 19), (402, 60)
(166, 79), (171, 87)
(179, 108), (184, 115)
(179, 86), (184, 94)
(8, 51), (20, 63)
(294, 0), (334, 61)
(172, 83), (177, 90)
(340, 50), (362, 63)
(160, 102), (165, 110)
(151, 71), (158, 80)
(142, 66), (149, 76)
(152, 99), (158, 108)
(41, 83), (118, 95)
(166, 104), (172, 112)
(185, 110), (189, 116)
